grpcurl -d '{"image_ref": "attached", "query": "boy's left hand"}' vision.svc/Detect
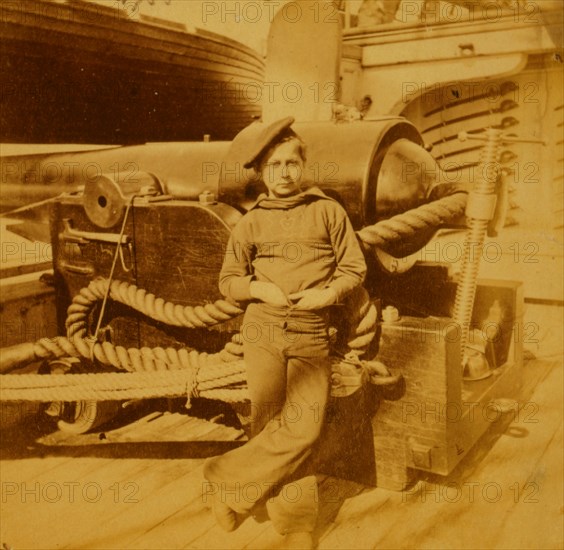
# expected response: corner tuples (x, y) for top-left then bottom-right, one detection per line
(288, 288), (338, 310)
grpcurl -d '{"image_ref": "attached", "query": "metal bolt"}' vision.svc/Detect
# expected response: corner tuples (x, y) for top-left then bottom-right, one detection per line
(199, 191), (216, 205)
(382, 305), (400, 323)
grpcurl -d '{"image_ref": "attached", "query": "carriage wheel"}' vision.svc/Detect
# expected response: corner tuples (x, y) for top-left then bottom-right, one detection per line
(41, 358), (121, 434)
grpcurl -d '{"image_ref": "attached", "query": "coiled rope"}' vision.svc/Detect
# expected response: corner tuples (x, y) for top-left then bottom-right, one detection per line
(0, 278), (376, 402)
(66, 278), (244, 337)
(1, 193), (465, 403)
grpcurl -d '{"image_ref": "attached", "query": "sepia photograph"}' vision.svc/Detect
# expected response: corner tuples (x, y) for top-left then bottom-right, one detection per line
(0, 1), (562, 548)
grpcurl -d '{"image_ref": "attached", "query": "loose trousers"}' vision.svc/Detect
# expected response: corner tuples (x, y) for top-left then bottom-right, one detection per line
(203, 302), (332, 528)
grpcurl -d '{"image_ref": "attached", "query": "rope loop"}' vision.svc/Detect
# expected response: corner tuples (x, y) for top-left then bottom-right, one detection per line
(0, 191), (465, 403)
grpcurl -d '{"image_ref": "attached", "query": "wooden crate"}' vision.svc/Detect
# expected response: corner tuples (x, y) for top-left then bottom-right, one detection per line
(373, 280), (523, 490)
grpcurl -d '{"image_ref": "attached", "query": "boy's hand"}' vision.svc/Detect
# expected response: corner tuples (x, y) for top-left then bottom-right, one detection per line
(250, 281), (290, 307)
(288, 288), (338, 310)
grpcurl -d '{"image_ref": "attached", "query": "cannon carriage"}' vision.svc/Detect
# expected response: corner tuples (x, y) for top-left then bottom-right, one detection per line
(0, 115), (523, 490)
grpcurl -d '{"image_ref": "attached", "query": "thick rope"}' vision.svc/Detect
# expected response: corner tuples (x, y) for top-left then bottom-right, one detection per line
(0, 368), (248, 403)
(1, 329), (248, 402)
(47, 277), (247, 379)
(1, 293), (377, 403)
(1, 190), (463, 404)
(27, 332), (245, 375)
(66, 279), (243, 337)
(62, 276), (374, 371)
(341, 286), (378, 352)
(3, 189), (469, 404)
(357, 193), (467, 248)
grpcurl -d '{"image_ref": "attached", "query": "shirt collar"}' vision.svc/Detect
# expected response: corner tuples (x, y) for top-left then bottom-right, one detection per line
(247, 186), (332, 211)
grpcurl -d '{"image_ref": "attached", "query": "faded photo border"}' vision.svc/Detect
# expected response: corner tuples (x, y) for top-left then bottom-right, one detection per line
(1, 1), (563, 549)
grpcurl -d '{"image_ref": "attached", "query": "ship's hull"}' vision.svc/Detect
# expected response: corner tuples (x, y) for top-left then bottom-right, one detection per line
(0, 0), (264, 144)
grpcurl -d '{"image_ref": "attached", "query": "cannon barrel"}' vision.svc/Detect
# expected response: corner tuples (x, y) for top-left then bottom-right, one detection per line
(79, 118), (442, 232)
(0, 117), (450, 371)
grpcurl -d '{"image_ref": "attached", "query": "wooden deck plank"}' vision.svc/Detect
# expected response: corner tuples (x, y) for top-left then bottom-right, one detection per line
(1, 457), (189, 548)
(102, 412), (169, 443)
(318, 364), (563, 550)
(107, 412), (219, 443)
(126, 500), (269, 550)
(62, 460), (209, 548)
(1, 457), (134, 547)
(476, 364), (564, 549)
(0, 455), (75, 483)
(243, 476), (371, 550)
(190, 422), (246, 443)
(34, 410), (165, 446)
(0, 303), (560, 549)
(2, 412), (224, 547)
(66, 458), (203, 550)
(126, 445), (271, 548)
(316, 487), (399, 549)
(491, 420), (563, 549)
(33, 410), (244, 447)
(126, 504), (209, 549)
(1, 411), (245, 547)
(183, 506), (272, 550)
(168, 417), (239, 442)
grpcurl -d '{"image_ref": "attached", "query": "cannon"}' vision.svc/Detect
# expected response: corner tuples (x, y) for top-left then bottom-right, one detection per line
(0, 115), (524, 490)
(0, 0), (527, 490)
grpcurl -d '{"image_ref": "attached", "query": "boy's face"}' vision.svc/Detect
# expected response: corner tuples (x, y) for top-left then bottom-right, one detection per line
(260, 139), (304, 198)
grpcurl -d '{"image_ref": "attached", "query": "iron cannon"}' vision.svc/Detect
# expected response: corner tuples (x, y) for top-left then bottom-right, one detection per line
(0, 0), (527, 490)
(0, 116), (523, 490)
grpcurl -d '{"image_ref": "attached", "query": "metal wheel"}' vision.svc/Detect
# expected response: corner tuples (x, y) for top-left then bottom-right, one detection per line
(40, 358), (120, 434)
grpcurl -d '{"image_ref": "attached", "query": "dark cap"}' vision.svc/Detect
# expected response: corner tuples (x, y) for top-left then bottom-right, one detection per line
(243, 116), (295, 168)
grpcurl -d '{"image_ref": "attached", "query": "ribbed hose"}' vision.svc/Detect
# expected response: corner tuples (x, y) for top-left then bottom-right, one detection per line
(453, 129), (502, 361)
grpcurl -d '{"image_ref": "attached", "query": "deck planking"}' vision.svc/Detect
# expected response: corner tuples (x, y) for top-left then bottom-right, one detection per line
(1, 305), (562, 549)
(67, 459), (212, 548)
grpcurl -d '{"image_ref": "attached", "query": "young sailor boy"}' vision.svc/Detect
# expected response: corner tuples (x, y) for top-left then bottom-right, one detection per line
(203, 117), (367, 542)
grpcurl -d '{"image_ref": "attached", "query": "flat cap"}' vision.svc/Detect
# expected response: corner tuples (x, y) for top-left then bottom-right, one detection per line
(243, 116), (295, 168)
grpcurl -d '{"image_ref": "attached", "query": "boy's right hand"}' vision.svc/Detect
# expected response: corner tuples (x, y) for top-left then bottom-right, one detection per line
(249, 281), (290, 307)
